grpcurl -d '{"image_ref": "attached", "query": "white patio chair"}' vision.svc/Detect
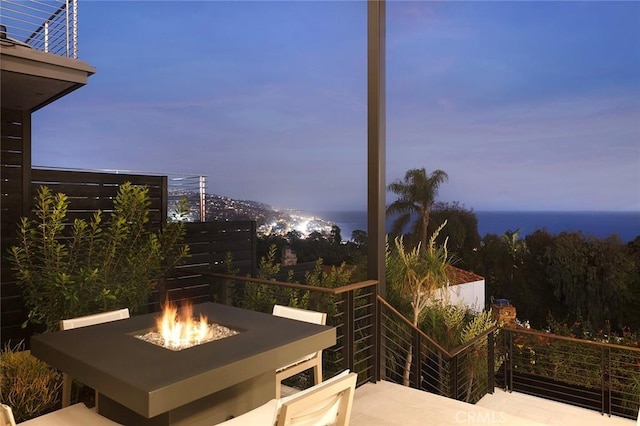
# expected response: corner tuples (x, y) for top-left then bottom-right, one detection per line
(1, 403), (122, 426)
(1, 404), (16, 426)
(59, 308), (130, 409)
(216, 370), (357, 426)
(272, 305), (327, 399)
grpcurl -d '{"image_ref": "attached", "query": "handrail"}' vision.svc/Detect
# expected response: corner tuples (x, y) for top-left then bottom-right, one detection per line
(184, 268), (380, 386)
(448, 325), (499, 358)
(331, 280), (379, 295)
(378, 294), (498, 403)
(377, 295), (451, 356)
(504, 326), (640, 352)
(178, 267), (498, 402)
(378, 295), (499, 358)
(503, 326), (640, 419)
(185, 269), (378, 295)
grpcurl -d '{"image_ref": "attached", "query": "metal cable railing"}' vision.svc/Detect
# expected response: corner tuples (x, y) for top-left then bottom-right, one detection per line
(378, 296), (497, 404)
(0, 0), (78, 58)
(180, 271), (379, 388)
(167, 174), (207, 222)
(502, 327), (640, 419)
(172, 279), (497, 403)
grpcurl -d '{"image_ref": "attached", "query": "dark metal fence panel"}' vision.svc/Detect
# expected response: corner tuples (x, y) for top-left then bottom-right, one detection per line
(149, 221), (257, 313)
(502, 328), (640, 420)
(31, 168), (167, 227)
(1, 108), (32, 346)
(1, 169), (167, 345)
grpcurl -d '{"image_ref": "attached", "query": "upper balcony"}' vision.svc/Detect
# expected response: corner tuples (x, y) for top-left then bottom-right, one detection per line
(0, 0), (95, 112)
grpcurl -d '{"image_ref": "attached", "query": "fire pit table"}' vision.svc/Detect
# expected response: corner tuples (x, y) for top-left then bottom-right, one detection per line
(30, 302), (336, 426)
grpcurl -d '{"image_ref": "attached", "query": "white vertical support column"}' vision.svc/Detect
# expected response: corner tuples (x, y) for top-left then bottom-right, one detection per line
(367, 0), (386, 297)
(199, 175), (206, 222)
(72, 0), (78, 58)
(65, 0), (70, 57)
(44, 20), (49, 53)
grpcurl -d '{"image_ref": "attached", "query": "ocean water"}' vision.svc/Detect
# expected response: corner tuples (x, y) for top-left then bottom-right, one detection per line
(318, 210), (640, 243)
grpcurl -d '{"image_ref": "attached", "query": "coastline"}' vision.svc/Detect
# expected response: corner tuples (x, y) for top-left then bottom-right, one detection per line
(317, 210), (640, 243)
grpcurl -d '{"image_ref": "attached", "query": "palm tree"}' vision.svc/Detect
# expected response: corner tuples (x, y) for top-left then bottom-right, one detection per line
(501, 228), (526, 283)
(387, 167), (449, 248)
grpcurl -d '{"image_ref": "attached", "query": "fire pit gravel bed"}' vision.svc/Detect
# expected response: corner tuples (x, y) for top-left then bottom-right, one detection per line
(135, 323), (239, 351)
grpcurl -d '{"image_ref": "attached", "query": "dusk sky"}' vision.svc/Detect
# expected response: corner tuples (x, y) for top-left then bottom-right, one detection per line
(31, 1), (640, 213)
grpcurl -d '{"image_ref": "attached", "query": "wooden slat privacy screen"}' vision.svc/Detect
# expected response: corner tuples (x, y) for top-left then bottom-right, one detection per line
(1, 167), (257, 345)
(31, 168), (168, 228)
(0, 168), (168, 345)
(146, 221), (257, 313)
(1, 108), (31, 347)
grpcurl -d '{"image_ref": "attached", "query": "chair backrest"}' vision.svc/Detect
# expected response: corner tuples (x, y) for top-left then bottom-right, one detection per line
(272, 305), (327, 326)
(0, 404), (17, 426)
(275, 371), (357, 426)
(60, 308), (130, 330)
(59, 308), (130, 409)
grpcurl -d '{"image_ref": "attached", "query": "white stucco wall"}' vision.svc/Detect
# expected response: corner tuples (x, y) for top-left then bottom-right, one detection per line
(435, 279), (486, 312)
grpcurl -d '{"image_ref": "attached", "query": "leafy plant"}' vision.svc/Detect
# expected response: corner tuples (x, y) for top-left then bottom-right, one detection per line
(10, 183), (189, 331)
(239, 244), (282, 312)
(0, 342), (61, 422)
(458, 310), (497, 402)
(386, 221), (452, 385)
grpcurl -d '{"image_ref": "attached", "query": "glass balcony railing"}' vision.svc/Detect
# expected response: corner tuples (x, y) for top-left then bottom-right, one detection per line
(0, 0), (78, 58)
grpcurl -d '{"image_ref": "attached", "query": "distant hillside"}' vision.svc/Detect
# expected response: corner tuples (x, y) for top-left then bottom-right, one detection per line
(168, 191), (334, 237)
(168, 191), (281, 224)
(204, 193), (285, 224)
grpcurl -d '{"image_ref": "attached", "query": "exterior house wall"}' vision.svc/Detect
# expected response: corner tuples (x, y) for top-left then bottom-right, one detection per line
(434, 279), (486, 313)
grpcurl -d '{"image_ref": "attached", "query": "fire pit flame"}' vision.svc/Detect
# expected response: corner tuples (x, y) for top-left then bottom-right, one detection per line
(158, 302), (213, 349)
(135, 299), (238, 351)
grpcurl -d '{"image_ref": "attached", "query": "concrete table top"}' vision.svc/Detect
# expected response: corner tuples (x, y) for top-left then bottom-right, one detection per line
(31, 303), (335, 423)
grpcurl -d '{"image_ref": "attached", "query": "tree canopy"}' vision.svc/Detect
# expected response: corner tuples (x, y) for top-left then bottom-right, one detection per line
(387, 167), (448, 249)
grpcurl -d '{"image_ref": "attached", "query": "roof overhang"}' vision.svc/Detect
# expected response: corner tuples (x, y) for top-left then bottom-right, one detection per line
(1, 42), (95, 112)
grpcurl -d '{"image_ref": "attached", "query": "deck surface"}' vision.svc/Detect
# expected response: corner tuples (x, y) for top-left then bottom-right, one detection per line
(348, 381), (636, 425)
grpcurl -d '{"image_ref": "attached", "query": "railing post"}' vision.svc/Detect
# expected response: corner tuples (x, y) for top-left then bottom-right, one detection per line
(488, 330), (495, 394)
(72, 0), (78, 58)
(219, 275), (229, 306)
(601, 346), (612, 416)
(199, 175), (206, 222)
(65, 0), (70, 57)
(450, 355), (458, 400)
(507, 330), (513, 392)
(372, 292), (380, 383)
(160, 175), (168, 225)
(343, 291), (355, 373)
(44, 20), (49, 53)
(412, 328), (421, 389)
(601, 346), (605, 415)
(250, 221), (257, 278)
(377, 295), (386, 382)
(607, 347), (612, 417)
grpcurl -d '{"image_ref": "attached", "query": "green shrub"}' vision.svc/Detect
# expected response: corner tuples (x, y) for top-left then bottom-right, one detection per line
(0, 343), (61, 422)
(10, 183), (189, 331)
